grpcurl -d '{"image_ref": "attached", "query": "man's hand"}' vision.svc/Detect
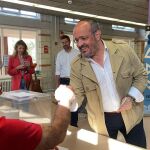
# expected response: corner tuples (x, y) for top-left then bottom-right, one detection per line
(117, 96), (133, 112)
(55, 85), (78, 111)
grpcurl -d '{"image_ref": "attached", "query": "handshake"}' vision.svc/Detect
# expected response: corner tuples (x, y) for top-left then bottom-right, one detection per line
(55, 85), (78, 112)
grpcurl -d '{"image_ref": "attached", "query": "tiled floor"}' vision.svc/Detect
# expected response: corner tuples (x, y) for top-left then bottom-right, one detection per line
(78, 113), (150, 150)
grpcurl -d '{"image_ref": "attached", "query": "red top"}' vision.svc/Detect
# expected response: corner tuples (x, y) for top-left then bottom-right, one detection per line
(8, 55), (35, 90)
(0, 117), (42, 150)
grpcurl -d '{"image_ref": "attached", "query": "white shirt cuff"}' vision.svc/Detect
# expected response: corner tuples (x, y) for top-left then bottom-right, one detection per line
(70, 102), (78, 112)
(128, 86), (144, 102)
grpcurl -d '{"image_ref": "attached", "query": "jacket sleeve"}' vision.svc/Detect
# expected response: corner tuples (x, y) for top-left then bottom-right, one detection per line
(7, 56), (20, 76)
(27, 56), (35, 74)
(0, 117), (42, 150)
(70, 57), (85, 108)
(125, 44), (148, 93)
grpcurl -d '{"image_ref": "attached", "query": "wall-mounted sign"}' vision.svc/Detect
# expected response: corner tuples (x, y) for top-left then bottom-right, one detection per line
(44, 45), (48, 54)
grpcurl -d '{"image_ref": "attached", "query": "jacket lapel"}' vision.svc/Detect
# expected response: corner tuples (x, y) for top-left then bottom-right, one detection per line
(106, 41), (124, 81)
(80, 58), (98, 84)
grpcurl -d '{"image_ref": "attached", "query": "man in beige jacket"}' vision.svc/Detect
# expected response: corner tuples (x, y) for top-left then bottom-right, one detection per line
(56, 18), (147, 148)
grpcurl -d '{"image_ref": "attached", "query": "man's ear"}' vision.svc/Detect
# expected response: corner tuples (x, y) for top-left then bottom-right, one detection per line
(94, 30), (101, 41)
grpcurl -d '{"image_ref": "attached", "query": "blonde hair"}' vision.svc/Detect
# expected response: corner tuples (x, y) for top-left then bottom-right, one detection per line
(13, 40), (28, 56)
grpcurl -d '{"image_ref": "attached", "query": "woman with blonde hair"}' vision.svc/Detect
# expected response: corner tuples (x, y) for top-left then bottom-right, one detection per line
(8, 40), (35, 90)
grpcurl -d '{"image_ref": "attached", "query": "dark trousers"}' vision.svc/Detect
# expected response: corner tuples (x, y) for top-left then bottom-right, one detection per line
(60, 78), (78, 127)
(104, 112), (147, 148)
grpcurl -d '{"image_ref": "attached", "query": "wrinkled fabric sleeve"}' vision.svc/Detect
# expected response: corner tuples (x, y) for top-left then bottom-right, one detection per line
(126, 44), (147, 95)
(7, 56), (19, 76)
(70, 58), (85, 108)
(27, 56), (35, 74)
(0, 117), (42, 150)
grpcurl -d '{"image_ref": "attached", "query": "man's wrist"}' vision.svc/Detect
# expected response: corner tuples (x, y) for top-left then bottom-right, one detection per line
(127, 95), (135, 101)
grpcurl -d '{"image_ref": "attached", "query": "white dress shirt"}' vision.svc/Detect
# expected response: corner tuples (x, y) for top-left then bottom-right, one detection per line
(90, 43), (144, 112)
(55, 48), (79, 78)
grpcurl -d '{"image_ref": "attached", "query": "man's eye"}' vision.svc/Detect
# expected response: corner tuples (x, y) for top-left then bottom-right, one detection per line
(74, 36), (88, 43)
(81, 36), (88, 40)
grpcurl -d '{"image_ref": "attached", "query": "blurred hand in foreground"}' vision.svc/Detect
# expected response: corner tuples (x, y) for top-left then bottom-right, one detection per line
(55, 85), (78, 112)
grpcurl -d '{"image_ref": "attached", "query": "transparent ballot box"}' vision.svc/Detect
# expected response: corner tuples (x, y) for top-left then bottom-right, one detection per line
(0, 90), (55, 124)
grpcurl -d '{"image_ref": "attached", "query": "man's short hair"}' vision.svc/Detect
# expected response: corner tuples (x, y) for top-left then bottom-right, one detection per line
(79, 18), (101, 34)
(60, 35), (70, 42)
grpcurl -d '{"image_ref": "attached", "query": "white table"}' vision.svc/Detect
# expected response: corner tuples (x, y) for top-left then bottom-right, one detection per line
(60, 126), (146, 150)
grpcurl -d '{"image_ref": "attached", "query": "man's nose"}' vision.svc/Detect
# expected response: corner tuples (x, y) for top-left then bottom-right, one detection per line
(77, 39), (84, 48)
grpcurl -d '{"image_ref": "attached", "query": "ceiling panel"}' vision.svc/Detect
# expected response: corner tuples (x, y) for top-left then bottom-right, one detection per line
(0, 0), (148, 26)
(45, 0), (148, 23)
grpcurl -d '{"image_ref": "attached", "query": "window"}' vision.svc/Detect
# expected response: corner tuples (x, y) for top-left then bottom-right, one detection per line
(0, 7), (40, 19)
(66, 33), (78, 50)
(112, 25), (135, 32)
(22, 31), (37, 63)
(3, 29), (20, 55)
(64, 17), (79, 25)
(20, 10), (37, 17)
(0, 27), (38, 76)
(2, 7), (19, 14)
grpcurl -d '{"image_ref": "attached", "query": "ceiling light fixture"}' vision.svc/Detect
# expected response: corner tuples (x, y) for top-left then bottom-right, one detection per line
(68, 0), (72, 5)
(1, 0), (146, 26)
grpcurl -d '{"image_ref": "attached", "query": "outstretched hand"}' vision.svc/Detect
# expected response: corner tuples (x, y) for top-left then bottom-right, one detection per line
(55, 85), (78, 111)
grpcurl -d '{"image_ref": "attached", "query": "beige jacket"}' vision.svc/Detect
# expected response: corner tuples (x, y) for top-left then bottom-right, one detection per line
(70, 40), (147, 136)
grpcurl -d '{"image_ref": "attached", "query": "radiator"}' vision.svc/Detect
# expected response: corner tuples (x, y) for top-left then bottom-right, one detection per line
(0, 79), (11, 92)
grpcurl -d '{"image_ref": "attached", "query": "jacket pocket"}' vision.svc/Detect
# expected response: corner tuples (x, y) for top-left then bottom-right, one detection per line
(84, 84), (96, 92)
(120, 71), (131, 78)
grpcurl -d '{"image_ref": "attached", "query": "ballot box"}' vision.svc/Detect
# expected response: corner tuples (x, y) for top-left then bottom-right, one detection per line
(0, 90), (56, 124)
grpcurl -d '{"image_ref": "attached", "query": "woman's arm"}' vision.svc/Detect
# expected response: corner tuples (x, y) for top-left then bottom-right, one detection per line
(7, 56), (20, 76)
